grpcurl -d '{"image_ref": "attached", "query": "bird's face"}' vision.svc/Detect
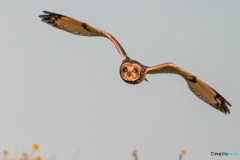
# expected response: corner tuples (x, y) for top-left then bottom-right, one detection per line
(120, 62), (143, 84)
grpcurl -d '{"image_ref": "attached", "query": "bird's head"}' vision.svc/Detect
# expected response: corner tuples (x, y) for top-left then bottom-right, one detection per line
(120, 60), (147, 85)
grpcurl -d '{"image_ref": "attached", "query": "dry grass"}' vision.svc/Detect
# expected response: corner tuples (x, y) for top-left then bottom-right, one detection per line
(179, 150), (187, 160)
(132, 149), (187, 160)
(1, 143), (45, 160)
(1, 144), (186, 160)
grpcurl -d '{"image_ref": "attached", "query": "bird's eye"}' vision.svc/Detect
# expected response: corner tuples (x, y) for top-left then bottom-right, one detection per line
(124, 68), (128, 72)
(132, 69), (137, 73)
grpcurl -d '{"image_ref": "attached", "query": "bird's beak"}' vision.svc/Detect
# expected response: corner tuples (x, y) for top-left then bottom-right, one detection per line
(128, 71), (131, 76)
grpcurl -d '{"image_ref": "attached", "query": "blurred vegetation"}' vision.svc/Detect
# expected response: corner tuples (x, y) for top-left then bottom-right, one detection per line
(1, 143), (44, 160)
(179, 150), (187, 160)
(132, 150), (186, 160)
(1, 144), (186, 160)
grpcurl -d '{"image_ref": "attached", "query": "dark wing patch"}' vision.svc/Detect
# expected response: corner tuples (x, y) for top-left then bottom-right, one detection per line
(38, 10), (128, 60)
(213, 92), (231, 114)
(39, 11), (105, 37)
(186, 76), (197, 83)
(186, 77), (232, 115)
(81, 23), (91, 31)
(39, 11), (64, 26)
(146, 63), (232, 114)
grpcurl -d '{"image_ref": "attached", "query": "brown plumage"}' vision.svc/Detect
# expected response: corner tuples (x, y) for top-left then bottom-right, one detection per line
(39, 11), (232, 114)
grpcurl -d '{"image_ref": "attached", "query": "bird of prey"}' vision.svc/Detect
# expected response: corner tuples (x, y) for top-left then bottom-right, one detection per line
(39, 11), (232, 114)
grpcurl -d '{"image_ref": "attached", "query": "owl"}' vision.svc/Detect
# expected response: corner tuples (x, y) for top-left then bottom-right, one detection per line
(39, 11), (232, 114)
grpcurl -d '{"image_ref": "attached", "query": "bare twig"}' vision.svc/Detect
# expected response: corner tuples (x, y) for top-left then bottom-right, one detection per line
(132, 150), (138, 160)
(179, 150), (187, 160)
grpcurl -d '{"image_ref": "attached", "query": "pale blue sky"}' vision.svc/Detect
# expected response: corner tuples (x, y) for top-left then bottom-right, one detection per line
(0, 1), (239, 160)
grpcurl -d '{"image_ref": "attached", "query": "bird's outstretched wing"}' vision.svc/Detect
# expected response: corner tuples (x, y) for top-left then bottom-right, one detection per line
(146, 63), (231, 114)
(39, 11), (127, 60)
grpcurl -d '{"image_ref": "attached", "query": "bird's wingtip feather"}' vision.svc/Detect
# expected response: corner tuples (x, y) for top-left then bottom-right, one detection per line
(43, 10), (51, 14)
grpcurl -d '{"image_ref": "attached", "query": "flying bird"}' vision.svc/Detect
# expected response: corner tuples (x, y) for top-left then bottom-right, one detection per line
(39, 11), (232, 114)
